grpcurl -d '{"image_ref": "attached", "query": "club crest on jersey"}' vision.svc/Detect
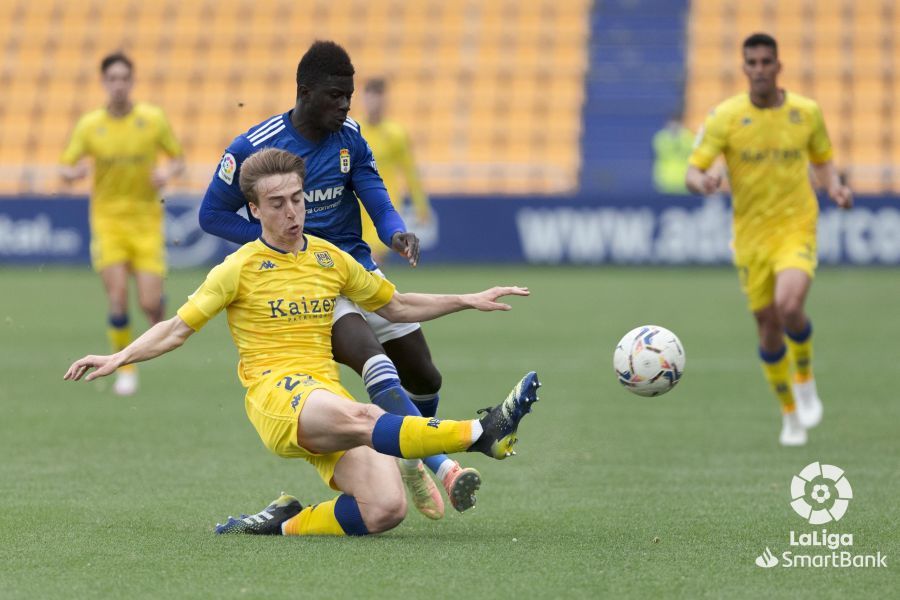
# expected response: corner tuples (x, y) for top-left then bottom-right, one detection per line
(315, 251), (335, 267)
(339, 148), (351, 173)
(789, 109), (802, 124)
(218, 152), (236, 184)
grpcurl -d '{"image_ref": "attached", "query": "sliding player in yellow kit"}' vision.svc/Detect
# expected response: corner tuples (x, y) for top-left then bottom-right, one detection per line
(60, 52), (185, 396)
(356, 78), (432, 264)
(64, 148), (541, 537)
(686, 34), (852, 446)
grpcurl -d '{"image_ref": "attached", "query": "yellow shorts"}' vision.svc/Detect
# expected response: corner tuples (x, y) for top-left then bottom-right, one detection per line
(735, 232), (817, 312)
(244, 370), (356, 490)
(90, 220), (166, 275)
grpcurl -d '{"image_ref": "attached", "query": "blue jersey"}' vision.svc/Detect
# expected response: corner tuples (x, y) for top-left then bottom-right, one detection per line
(200, 111), (406, 270)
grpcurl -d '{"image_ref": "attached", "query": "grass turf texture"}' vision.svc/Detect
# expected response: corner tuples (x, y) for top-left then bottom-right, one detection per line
(1, 265), (898, 599)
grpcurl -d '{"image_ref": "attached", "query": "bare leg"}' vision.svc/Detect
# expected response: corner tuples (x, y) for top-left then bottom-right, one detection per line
(331, 313), (388, 375)
(332, 446), (407, 533)
(774, 268), (812, 333)
(134, 271), (165, 324)
(296, 388), (385, 454)
(99, 264), (130, 319)
(753, 304), (784, 353)
(382, 329), (442, 395)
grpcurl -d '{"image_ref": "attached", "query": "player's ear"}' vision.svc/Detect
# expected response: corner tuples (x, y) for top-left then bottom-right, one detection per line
(248, 201), (261, 219)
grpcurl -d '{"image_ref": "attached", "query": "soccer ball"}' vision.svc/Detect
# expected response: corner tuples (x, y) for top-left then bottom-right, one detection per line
(613, 325), (685, 397)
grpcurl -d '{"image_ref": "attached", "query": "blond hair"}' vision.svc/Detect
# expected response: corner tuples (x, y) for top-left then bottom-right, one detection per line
(239, 148), (307, 205)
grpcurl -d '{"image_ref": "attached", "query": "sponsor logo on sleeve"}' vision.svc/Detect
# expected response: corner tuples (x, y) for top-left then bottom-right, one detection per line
(218, 152), (236, 184)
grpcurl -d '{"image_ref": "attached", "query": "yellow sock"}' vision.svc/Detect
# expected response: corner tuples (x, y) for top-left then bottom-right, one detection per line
(760, 346), (795, 413)
(398, 416), (472, 458)
(107, 323), (135, 373)
(282, 495), (370, 536)
(107, 324), (132, 352)
(282, 499), (345, 536)
(786, 322), (813, 383)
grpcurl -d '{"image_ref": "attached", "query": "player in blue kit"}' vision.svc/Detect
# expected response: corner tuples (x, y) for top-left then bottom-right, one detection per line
(199, 41), (478, 519)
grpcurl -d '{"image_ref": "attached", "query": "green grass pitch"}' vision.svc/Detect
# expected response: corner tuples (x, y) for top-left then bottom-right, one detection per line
(1, 265), (897, 599)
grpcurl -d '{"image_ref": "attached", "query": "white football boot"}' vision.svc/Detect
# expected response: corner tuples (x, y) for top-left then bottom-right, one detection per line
(113, 369), (138, 396)
(793, 379), (823, 429)
(779, 411), (807, 446)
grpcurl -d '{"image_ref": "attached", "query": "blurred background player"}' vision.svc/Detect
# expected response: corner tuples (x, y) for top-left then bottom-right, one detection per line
(685, 33), (852, 446)
(356, 78), (433, 263)
(59, 52), (185, 396)
(199, 41), (480, 519)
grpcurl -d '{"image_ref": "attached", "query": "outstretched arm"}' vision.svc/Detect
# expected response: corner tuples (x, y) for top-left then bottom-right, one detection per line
(64, 316), (195, 382)
(375, 286), (529, 323)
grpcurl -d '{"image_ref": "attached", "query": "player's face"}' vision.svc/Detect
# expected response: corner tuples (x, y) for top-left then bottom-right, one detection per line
(248, 173), (306, 246)
(102, 62), (133, 106)
(742, 45), (780, 96)
(306, 75), (354, 132)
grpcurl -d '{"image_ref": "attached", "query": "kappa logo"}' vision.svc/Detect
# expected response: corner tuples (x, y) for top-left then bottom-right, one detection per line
(218, 152), (237, 184)
(426, 418), (441, 429)
(315, 251), (334, 267)
(259, 260), (277, 270)
(790, 462), (853, 524)
(339, 148), (351, 173)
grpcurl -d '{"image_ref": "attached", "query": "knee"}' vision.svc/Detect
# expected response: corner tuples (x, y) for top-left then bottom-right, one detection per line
(401, 364), (442, 395)
(775, 297), (804, 326)
(139, 299), (164, 323)
(345, 403), (383, 433)
(362, 489), (407, 534)
(754, 312), (783, 348)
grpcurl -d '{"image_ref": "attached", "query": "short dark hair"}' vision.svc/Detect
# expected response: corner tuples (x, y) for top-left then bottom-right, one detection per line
(239, 148), (307, 205)
(296, 41), (355, 92)
(743, 33), (778, 57)
(365, 78), (386, 94)
(100, 52), (133, 75)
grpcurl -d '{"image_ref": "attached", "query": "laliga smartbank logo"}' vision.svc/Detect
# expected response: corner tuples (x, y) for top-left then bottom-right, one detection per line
(789, 461), (852, 524)
(754, 462), (887, 569)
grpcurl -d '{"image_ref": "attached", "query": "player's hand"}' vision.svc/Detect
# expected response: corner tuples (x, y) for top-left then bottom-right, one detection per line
(64, 354), (121, 382)
(391, 232), (420, 267)
(465, 286), (530, 311)
(829, 184), (853, 209)
(700, 173), (722, 195)
(151, 168), (170, 189)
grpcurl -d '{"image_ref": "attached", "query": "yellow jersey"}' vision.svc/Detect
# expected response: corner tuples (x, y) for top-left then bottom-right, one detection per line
(61, 103), (183, 224)
(176, 235), (395, 387)
(689, 92), (833, 253)
(356, 118), (429, 217)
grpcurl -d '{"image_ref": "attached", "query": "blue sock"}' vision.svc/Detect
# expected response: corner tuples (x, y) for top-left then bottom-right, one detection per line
(363, 355), (452, 475)
(407, 390), (440, 418)
(108, 313), (129, 328)
(334, 494), (369, 536)
(786, 320), (812, 343)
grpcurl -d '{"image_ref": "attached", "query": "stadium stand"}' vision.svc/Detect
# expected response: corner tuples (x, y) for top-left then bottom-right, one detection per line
(0, 0), (590, 196)
(580, 0), (688, 194)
